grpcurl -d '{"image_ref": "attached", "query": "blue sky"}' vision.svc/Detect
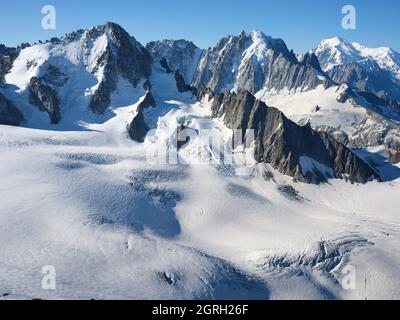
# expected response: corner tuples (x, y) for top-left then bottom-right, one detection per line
(1, 0), (399, 53)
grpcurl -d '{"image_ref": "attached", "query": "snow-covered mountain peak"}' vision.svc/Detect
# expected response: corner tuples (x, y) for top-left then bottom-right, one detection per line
(315, 37), (400, 77)
(314, 37), (400, 102)
(224, 30), (291, 57)
(319, 36), (350, 47)
(3, 22), (152, 123)
(248, 29), (270, 42)
(61, 22), (138, 43)
(248, 30), (286, 49)
(314, 37), (363, 70)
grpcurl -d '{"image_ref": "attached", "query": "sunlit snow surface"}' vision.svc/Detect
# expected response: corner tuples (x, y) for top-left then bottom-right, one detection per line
(1, 69), (400, 300)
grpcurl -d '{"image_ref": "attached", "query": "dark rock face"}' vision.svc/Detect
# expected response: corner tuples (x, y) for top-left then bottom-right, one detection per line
(42, 65), (68, 87)
(0, 45), (19, 83)
(358, 91), (400, 113)
(29, 77), (61, 124)
(201, 89), (379, 184)
(175, 71), (195, 93)
(19, 43), (31, 50)
(160, 58), (173, 73)
(301, 52), (322, 72)
(128, 110), (149, 143)
(127, 90), (156, 142)
(0, 91), (24, 126)
(106, 22), (152, 87)
(388, 144), (400, 164)
(139, 89), (156, 111)
(89, 45), (117, 114)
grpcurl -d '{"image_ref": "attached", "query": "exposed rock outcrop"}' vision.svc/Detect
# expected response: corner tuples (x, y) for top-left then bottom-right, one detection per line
(315, 125), (349, 146)
(199, 89), (379, 184)
(138, 89), (156, 111)
(89, 45), (117, 114)
(175, 71), (195, 93)
(128, 110), (149, 143)
(128, 90), (156, 142)
(0, 45), (19, 83)
(358, 91), (400, 113)
(0, 91), (24, 126)
(300, 52), (322, 72)
(388, 144), (400, 164)
(42, 65), (69, 87)
(29, 77), (61, 124)
(327, 61), (400, 101)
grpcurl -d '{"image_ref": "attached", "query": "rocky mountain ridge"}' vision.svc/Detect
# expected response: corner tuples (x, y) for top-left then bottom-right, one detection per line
(196, 88), (379, 183)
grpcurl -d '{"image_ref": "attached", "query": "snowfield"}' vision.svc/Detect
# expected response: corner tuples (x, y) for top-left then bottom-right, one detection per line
(256, 85), (369, 133)
(1, 67), (400, 300)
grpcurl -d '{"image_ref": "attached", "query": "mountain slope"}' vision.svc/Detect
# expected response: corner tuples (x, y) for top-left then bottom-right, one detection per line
(2, 22), (152, 125)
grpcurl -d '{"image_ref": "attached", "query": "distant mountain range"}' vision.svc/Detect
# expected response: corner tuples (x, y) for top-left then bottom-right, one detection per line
(1, 22), (400, 183)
